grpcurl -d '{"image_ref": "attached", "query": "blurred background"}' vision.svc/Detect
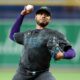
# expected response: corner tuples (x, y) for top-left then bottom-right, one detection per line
(0, 0), (80, 80)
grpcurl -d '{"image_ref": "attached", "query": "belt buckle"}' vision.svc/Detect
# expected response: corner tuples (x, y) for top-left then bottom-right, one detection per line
(26, 70), (36, 76)
(32, 71), (36, 75)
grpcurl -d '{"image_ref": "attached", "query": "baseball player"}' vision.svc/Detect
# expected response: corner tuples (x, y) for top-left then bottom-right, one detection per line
(9, 6), (76, 80)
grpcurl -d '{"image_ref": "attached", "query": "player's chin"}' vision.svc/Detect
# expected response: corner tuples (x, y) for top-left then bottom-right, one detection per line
(39, 22), (49, 27)
(36, 20), (49, 27)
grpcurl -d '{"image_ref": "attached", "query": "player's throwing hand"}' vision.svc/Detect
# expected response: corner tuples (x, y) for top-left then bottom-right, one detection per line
(21, 5), (34, 15)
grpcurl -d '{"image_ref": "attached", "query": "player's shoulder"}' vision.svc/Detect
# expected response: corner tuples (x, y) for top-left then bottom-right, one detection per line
(45, 28), (64, 37)
(44, 28), (61, 34)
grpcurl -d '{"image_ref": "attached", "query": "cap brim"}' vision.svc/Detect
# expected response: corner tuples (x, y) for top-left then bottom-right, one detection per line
(36, 9), (51, 16)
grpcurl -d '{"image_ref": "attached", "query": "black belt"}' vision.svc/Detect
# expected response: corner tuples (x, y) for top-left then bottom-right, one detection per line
(19, 64), (49, 76)
(26, 69), (49, 76)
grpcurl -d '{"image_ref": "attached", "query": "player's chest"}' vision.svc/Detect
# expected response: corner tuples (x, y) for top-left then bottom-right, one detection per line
(24, 31), (48, 48)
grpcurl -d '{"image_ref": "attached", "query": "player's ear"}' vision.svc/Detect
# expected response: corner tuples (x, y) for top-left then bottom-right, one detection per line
(48, 16), (51, 22)
(50, 16), (52, 20)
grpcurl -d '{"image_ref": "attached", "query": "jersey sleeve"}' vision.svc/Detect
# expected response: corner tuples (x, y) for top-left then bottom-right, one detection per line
(14, 32), (24, 45)
(56, 31), (72, 52)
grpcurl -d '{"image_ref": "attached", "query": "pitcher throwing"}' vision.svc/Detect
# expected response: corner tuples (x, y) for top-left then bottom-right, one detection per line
(9, 5), (76, 80)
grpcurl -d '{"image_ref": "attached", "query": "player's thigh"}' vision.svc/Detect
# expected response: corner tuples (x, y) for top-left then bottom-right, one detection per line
(35, 71), (56, 80)
(12, 73), (27, 80)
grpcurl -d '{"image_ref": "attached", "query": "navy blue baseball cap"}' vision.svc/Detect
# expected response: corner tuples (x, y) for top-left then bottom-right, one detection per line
(36, 6), (51, 16)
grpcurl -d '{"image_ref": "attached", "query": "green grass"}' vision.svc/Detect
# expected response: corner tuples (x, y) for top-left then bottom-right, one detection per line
(0, 68), (15, 80)
(51, 67), (80, 80)
(0, 68), (80, 80)
(54, 73), (80, 80)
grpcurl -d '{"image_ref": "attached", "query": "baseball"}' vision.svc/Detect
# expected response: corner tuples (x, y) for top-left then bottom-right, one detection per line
(25, 5), (34, 10)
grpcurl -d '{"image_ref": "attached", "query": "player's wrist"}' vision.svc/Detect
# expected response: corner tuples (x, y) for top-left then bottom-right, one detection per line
(55, 51), (64, 60)
(52, 47), (64, 60)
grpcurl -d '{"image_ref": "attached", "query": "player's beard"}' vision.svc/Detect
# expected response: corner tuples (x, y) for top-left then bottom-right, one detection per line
(36, 19), (49, 27)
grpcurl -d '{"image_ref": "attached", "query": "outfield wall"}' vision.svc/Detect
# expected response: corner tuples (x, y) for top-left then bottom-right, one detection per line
(0, 6), (80, 67)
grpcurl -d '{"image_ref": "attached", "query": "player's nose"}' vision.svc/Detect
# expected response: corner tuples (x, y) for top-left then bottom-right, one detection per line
(41, 13), (47, 18)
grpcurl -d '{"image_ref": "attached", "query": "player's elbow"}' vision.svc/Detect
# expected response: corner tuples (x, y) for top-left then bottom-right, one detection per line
(64, 48), (76, 59)
(67, 52), (75, 59)
(69, 51), (76, 59)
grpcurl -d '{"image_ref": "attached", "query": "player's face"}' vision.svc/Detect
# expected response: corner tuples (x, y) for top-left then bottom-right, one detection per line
(35, 11), (51, 27)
